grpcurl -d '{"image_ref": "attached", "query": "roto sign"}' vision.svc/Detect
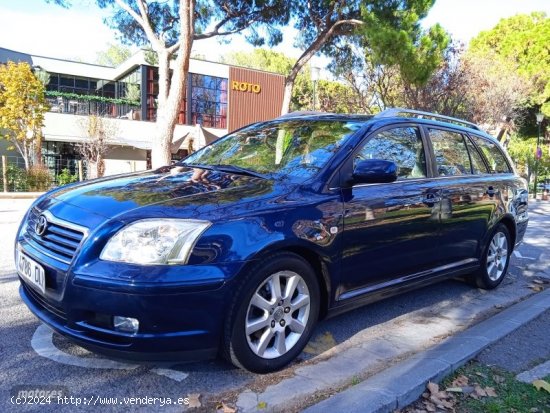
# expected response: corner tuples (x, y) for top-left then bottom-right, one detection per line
(231, 81), (261, 94)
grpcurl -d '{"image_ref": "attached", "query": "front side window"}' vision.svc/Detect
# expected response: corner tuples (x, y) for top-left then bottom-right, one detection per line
(429, 129), (472, 176)
(181, 120), (364, 181)
(356, 127), (426, 180)
(469, 135), (511, 174)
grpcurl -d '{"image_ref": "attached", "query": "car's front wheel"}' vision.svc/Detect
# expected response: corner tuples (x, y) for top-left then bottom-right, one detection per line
(471, 224), (511, 289)
(224, 252), (320, 373)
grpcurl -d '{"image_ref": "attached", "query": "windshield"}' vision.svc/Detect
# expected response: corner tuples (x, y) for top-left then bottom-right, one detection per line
(181, 120), (364, 181)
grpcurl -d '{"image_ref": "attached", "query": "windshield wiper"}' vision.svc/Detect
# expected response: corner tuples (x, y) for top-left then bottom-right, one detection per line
(212, 164), (269, 179)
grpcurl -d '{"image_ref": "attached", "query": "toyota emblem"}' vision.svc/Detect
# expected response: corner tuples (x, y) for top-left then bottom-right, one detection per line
(35, 215), (48, 236)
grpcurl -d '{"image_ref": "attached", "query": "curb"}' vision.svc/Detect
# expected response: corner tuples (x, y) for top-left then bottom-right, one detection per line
(303, 288), (550, 413)
(0, 192), (44, 199)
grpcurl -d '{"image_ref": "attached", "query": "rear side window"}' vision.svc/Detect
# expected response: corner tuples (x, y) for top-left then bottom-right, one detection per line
(428, 129), (472, 176)
(356, 126), (426, 180)
(464, 137), (489, 174)
(469, 136), (511, 173)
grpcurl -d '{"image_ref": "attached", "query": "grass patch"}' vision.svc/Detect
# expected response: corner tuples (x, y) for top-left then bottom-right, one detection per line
(442, 362), (550, 413)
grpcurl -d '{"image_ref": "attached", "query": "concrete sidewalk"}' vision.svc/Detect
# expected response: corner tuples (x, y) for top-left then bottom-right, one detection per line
(234, 203), (550, 413)
(303, 288), (550, 413)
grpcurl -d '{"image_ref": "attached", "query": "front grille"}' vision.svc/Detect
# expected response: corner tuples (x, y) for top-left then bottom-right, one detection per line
(25, 207), (86, 264)
(23, 283), (68, 322)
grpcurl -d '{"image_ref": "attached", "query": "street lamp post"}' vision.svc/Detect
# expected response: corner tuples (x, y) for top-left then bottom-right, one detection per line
(534, 112), (544, 199)
(311, 66), (320, 111)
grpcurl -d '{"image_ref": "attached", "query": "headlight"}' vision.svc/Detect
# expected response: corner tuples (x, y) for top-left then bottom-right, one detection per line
(100, 219), (211, 265)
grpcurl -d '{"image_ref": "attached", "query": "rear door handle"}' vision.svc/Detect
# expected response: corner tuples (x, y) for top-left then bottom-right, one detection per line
(422, 194), (441, 204)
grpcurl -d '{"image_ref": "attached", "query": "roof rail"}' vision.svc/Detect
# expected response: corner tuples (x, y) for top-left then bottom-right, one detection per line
(276, 111), (331, 119)
(375, 108), (482, 131)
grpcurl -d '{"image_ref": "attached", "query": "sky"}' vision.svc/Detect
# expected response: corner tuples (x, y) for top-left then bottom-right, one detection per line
(0, 0), (548, 66)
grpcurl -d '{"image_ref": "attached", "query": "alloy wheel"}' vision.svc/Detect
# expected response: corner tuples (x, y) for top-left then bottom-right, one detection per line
(245, 270), (311, 359)
(486, 232), (509, 281)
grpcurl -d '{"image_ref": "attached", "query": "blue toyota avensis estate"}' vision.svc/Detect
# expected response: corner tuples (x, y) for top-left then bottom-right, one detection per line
(16, 109), (529, 373)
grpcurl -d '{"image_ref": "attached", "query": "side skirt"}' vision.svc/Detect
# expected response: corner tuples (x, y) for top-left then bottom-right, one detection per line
(326, 261), (479, 319)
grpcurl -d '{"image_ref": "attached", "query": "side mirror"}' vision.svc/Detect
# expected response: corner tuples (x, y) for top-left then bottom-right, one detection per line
(352, 159), (398, 184)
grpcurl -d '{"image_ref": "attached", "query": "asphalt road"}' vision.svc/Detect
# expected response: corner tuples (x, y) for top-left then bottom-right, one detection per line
(477, 308), (550, 373)
(0, 198), (548, 412)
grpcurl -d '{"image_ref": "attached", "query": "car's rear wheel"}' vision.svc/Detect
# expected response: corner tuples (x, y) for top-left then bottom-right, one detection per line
(224, 252), (320, 373)
(471, 224), (511, 289)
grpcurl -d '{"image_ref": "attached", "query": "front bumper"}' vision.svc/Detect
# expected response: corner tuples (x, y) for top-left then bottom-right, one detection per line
(18, 255), (247, 361)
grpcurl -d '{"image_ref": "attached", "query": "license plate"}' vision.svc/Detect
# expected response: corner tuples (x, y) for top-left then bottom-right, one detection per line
(16, 248), (46, 295)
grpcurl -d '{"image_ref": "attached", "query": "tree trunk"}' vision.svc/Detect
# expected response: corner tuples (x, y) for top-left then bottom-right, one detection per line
(151, 116), (176, 168)
(279, 19), (363, 115)
(280, 81), (294, 115)
(97, 154), (105, 178)
(88, 161), (98, 179)
(150, 0), (194, 169)
(33, 131), (43, 166)
(151, 50), (173, 168)
(22, 141), (30, 170)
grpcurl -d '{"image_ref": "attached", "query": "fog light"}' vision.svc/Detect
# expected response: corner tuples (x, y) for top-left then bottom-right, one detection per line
(113, 316), (139, 334)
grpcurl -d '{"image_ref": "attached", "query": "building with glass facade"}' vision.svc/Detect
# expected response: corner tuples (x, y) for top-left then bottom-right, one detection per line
(0, 47), (285, 179)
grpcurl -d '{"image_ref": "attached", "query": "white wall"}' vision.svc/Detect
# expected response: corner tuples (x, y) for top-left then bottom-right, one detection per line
(103, 146), (147, 175)
(43, 113), (227, 149)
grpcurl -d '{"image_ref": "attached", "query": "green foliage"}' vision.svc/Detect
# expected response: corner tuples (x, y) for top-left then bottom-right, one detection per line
(360, 1), (450, 85)
(469, 12), (550, 116)
(96, 42), (132, 67)
(223, 49), (365, 113)
(0, 164), (53, 192)
(0, 61), (48, 169)
(508, 134), (550, 182)
(34, 68), (51, 86)
(45, 90), (139, 106)
(222, 49), (293, 75)
(56, 168), (79, 186)
(0, 164), (28, 192)
(88, 0), (289, 48)
(443, 362), (550, 413)
(143, 48), (158, 66)
(124, 83), (141, 103)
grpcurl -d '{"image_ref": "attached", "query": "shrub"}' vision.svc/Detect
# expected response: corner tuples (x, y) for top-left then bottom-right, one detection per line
(26, 165), (53, 192)
(57, 168), (79, 186)
(0, 164), (28, 192)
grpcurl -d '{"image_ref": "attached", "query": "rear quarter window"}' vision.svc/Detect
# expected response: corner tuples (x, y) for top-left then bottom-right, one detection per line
(470, 135), (511, 174)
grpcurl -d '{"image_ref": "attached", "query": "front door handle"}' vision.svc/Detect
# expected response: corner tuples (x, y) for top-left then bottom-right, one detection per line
(422, 194), (441, 204)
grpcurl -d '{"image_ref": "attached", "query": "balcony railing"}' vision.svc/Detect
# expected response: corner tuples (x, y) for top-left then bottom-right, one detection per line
(46, 95), (141, 119)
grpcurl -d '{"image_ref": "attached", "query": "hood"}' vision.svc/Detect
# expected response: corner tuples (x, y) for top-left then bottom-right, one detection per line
(46, 166), (282, 222)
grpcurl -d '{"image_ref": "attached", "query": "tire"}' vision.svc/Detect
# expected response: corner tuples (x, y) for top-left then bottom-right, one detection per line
(223, 252), (320, 373)
(471, 224), (511, 289)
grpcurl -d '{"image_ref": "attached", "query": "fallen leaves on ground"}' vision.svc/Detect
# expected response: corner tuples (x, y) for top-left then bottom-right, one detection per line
(216, 401), (237, 413)
(469, 384), (498, 399)
(528, 284), (544, 292)
(421, 381), (455, 411)
(493, 374), (505, 384)
(303, 331), (337, 355)
(450, 375), (469, 388)
(533, 379), (550, 393)
(187, 393), (202, 408)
